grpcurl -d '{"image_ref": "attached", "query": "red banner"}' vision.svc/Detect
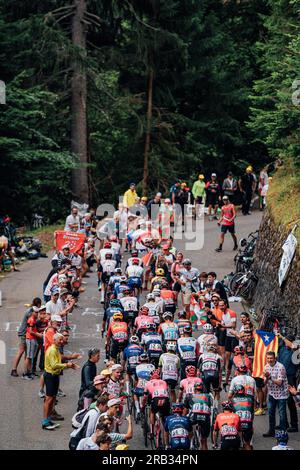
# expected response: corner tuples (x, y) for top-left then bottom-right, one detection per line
(54, 231), (86, 253)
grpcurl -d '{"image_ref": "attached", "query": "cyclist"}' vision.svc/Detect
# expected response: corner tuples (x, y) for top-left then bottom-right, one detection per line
(176, 311), (192, 337)
(126, 249), (144, 267)
(231, 384), (254, 450)
(141, 323), (163, 367)
(197, 323), (218, 354)
(122, 336), (144, 394)
(98, 252), (117, 303)
(106, 312), (129, 361)
(120, 287), (138, 328)
(177, 325), (199, 379)
(142, 369), (170, 439)
(183, 381), (212, 450)
(198, 343), (223, 400)
(158, 312), (179, 346)
(134, 306), (151, 340)
(160, 280), (176, 315)
(213, 401), (241, 451)
(133, 354), (155, 419)
(115, 276), (129, 299)
(142, 293), (162, 326)
(272, 430), (294, 451)
(228, 365), (256, 399)
(98, 241), (114, 263)
(158, 342), (180, 403)
(164, 403), (193, 450)
(108, 268), (123, 293)
(178, 365), (203, 402)
(225, 346), (252, 386)
(152, 287), (165, 316)
(125, 257), (144, 301)
(101, 299), (124, 336)
(151, 268), (168, 291)
(109, 235), (122, 267)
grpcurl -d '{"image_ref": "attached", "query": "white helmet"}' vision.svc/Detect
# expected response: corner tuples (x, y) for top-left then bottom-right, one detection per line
(152, 288), (161, 296)
(166, 342), (177, 352)
(203, 323), (213, 333)
(147, 293), (155, 301)
(130, 335), (140, 345)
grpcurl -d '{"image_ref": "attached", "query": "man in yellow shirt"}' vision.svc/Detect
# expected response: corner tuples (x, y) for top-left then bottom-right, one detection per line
(43, 333), (79, 430)
(123, 183), (138, 208)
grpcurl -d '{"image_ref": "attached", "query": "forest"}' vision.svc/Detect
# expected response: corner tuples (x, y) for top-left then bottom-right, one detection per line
(0, 0), (299, 224)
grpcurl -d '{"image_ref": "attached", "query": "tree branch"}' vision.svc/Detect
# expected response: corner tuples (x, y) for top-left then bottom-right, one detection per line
(124, 0), (161, 32)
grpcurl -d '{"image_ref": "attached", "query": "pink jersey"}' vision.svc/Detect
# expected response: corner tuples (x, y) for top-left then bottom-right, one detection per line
(144, 379), (169, 399)
(180, 377), (203, 398)
(134, 315), (150, 331)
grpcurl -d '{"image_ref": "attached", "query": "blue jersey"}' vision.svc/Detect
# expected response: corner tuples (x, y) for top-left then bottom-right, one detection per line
(123, 344), (144, 371)
(115, 284), (130, 299)
(141, 332), (163, 358)
(164, 415), (192, 449)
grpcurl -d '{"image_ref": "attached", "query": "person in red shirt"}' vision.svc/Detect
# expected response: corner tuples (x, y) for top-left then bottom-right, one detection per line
(24, 308), (40, 379)
(213, 401), (241, 450)
(106, 312), (129, 360)
(215, 196), (238, 252)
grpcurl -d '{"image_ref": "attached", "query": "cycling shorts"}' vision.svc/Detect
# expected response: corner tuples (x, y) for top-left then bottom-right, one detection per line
(190, 413), (210, 427)
(110, 339), (128, 359)
(242, 427), (253, 443)
(220, 436), (240, 451)
(151, 397), (171, 417)
(202, 372), (220, 392)
(195, 417), (211, 439)
(164, 378), (177, 390)
(124, 311), (137, 323)
(164, 304), (176, 315)
(127, 277), (142, 289)
(170, 439), (190, 450)
(134, 387), (144, 397)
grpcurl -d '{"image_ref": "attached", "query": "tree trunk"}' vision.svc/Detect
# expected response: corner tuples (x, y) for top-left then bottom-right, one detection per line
(142, 69), (154, 195)
(71, 0), (89, 203)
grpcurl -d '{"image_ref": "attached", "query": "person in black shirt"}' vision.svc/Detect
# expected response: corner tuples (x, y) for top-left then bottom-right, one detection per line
(79, 348), (100, 409)
(239, 166), (256, 215)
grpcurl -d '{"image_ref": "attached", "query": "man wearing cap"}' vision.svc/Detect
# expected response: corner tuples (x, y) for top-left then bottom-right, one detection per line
(215, 196), (238, 252)
(107, 364), (124, 399)
(192, 174), (206, 208)
(205, 173), (221, 220)
(123, 183), (138, 209)
(239, 166), (256, 215)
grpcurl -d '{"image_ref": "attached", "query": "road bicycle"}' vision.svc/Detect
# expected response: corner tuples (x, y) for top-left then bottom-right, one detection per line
(32, 213), (44, 230)
(209, 392), (219, 447)
(229, 270), (258, 300)
(150, 411), (165, 450)
(141, 404), (150, 448)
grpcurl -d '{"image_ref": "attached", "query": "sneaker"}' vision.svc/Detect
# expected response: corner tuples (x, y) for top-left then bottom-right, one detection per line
(233, 245), (238, 251)
(42, 422), (57, 431)
(50, 414), (64, 421)
(215, 247), (222, 252)
(39, 390), (46, 398)
(22, 373), (33, 380)
(10, 369), (19, 377)
(255, 408), (265, 416)
(49, 422), (61, 428)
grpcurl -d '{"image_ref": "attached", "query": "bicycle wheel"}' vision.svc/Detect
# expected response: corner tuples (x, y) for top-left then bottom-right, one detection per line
(210, 408), (218, 444)
(142, 408), (149, 448)
(229, 272), (245, 295)
(192, 426), (200, 450)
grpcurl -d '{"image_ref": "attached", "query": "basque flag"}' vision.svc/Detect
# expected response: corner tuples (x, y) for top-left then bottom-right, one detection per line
(252, 330), (279, 379)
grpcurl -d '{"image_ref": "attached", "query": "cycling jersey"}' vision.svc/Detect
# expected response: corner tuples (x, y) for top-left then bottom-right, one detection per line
(99, 249), (114, 263)
(232, 396), (254, 430)
(214, 412), (241, 438)
(160, 289), (176, 307)
(99, 259), (117, 275)
(141, 332), (163, 358)
(176, 319), (192, 337)
(184, 393), (212, 422)
(164, 415), (192, 450)
(177, 337), (198, 362)
(123, 344), (144, 372)
(120, 296), (138, 312)
(107, 378), (121, 398)
(134, 315), (151, 333)
(115, 284), (130, 299)
(135, 363), (155, 392)
(197, 333), (218, 354)
(127, 257), (144, 268)
(229, 375), (256, 397)
(228, 355), (252, 376)
(144, 379), (169, 399)
(143, 301), (161, 325)
(107, 321), (128, 343)
(180, 377), (203, 400)
(159, 353), (180, 382)
(108, 275), (123, 289)
(126, 265), (144, 279)
(159, 322), (179, 342)
(198, 352), (222, 376)
(103, 307), (124, 329)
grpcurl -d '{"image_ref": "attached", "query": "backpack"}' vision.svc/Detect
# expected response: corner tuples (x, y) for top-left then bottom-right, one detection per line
(69, 415), (90, 451)
(71, 408), (90, 429)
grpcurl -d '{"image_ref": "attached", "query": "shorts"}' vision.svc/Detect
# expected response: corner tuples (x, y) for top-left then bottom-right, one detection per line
(127, 277), (142, 289)
(18, 335), (26, 347)
(134, 387), (144, 397)
(110, 340), (128, 359)
(216, 328), (226, 347)
(183, 291), (192, 305)
(170, 439), (190, 450)
(101, 273), (111, 284)
(207, 194), (218, 206)
(225, 336), (239, 353)
(197, 418), (211, 439)
(221, 224), (235, 234)
(195, 196), (203, 205)
(190, 413), (210, 428)
(151, 397), (170, 417)
(44, 372), (60, 397)
(242, 427), (253, 443)
(164, 304), (176, 315)
(25, 339), (38, 360)
(220, 436), (240, 451)
(164, 378), (177, 390)
(254, 377), (264, 389)
(124, 311), (137, 324)
(202, 372), (220, 392)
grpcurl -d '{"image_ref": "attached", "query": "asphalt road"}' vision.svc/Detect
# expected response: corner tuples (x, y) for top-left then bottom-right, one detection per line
(0, 210), (299, 450)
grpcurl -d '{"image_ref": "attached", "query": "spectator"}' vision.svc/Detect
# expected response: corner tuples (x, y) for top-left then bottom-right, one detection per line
(239, 166), (256, 216)
(65, 206), (80, 232)
(192, 174), (206, 207)
(205, 173), (221, 220)
(79, 348), (101, 408)
(263, 351), (289, 437)
(147, 193), (162, 220)
(23, 305), (40, 380)
(123, 183), (138, 209)
(222, 171), (238, 204)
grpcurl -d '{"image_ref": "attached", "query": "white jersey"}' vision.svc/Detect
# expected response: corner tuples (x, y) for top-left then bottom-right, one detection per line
(177, 337), (197, 362)
(120, 296), (138, 312)
(127, 257), (143, 267)
(159, 353), (180, 381)
(111, 242), (121, 256)
(197, 333), (218, 354)
(229, 375), (256, 397)
(143, 301), (162, 324)
(100, 259), (117, 274)
(99, 249), (114, 263)
(126, 265), (144, 278)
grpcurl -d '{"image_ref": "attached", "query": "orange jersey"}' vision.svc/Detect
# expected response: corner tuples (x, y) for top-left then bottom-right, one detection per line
(107, 321), (128, 342)
(214, 412), (241, 437)
(160, 289), (176, 302)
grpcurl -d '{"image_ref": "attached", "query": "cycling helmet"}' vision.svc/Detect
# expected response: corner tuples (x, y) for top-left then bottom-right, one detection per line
(146, 323), (156, 331)
(130, 335), (140, 345)
(150, 369), (161, 379)
(222, 400), (234, 412)
(110, 299), (122, 308)
(147, 293), (155, 301)
(183, 325), (192, 334)
(275, 430), (289, 444)
(152, 288), (161, 296)
(207, 342), (217, 352)
(185, 365), (197, 377)
(104, 242), (112, 248)
(171, 403), (184, 415)
(155, 268), (165, 276)
(114, 268), (122, 274)
(203, 323), (213, 333)
(236, 364), (248, 373)
(123, 287), (131, 295)
(120, 276), (127, 283)
(132, 258), (140, 265)
(163, 312), (173, 320)
(233, 384), (245, 395)
(194, 382), (204, 391)
(139, 306), (149, 315)
(139, 353), (149, 362)
(105, 252), (113, 259)
(116, 444), (129, 451)
(234, 346), (244, 355)
(183, 259), (192, 266)
(178, 311), (186, 319)
(166, 342), (177, 352)
(113, 312), (123, 321)
(161, 280), (169, 289)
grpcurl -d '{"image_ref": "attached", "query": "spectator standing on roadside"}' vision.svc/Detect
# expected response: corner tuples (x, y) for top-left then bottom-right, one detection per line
(123, 183), (138, 209)
(205, 173), (221, 221)
(222, 172), (238, 204)
(79, 348), (101, 409)
(239, 166), (256, 216)
(65, 206), (80, 232)
(215, 196), (238, 252)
